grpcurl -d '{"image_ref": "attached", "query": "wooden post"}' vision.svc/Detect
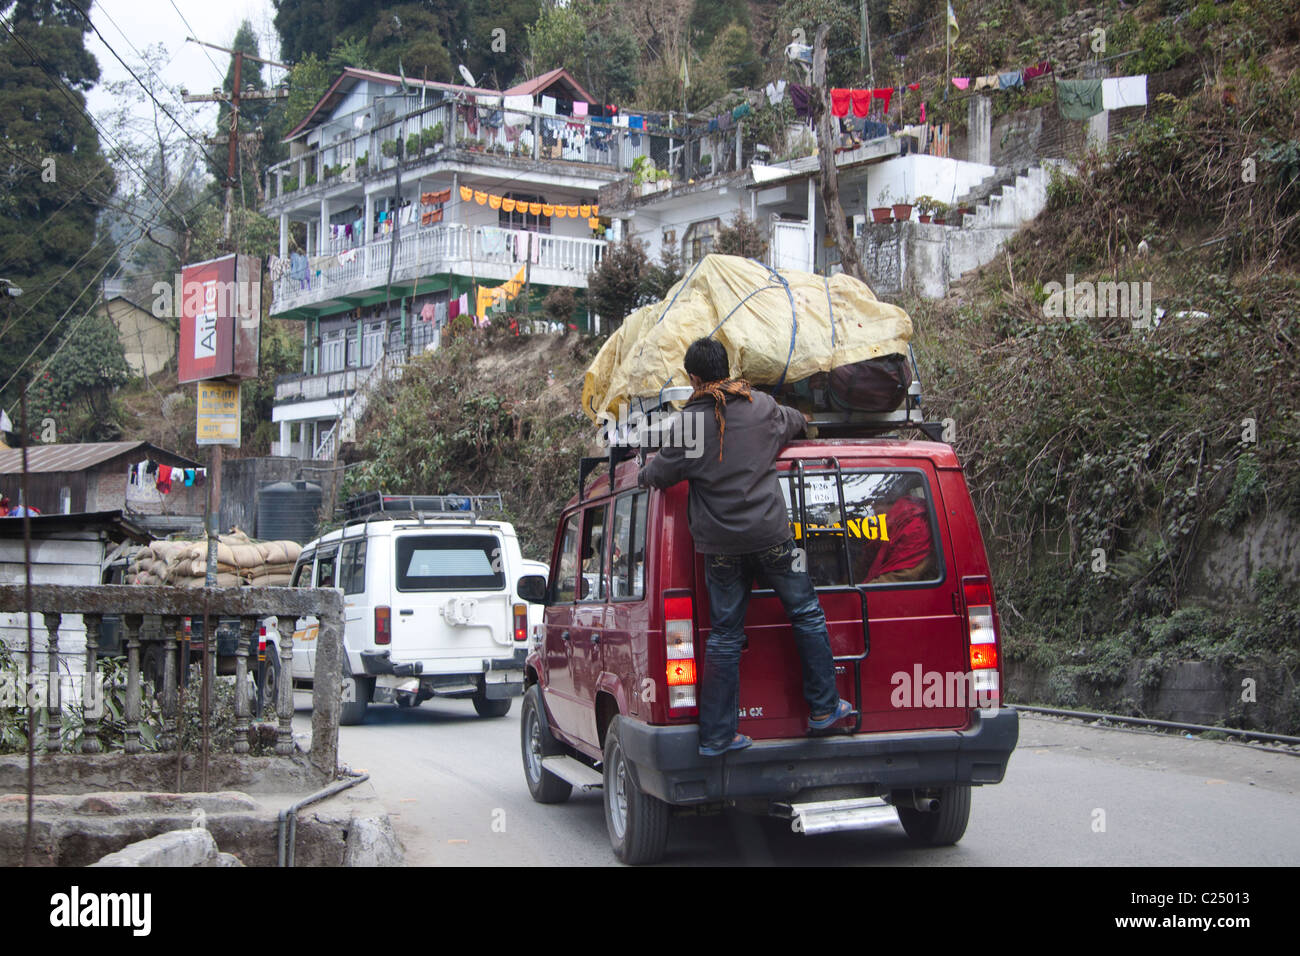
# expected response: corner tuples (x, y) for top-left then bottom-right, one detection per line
(81, 615), (102, 753)
(44, 612), (61, 752)
(812, 24), (866, 281)
(123, 614), (143, 754)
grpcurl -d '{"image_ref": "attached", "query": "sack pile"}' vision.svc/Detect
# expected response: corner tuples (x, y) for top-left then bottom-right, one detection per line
(127, 531), (303, 589)
(582, 253), (914, 422)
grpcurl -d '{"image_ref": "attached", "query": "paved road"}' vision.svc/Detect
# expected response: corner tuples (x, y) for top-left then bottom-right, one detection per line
(297, 698), (1300, 866)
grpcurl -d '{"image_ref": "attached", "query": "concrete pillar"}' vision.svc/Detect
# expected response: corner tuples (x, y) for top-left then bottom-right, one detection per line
(968, 95), (991, 165)
(806, 177), (816, 273)
(319, 198), (330, 255)
(363, 192), (374, 274)
(279, 420), (290, 453)
(279, 213), (288, 260)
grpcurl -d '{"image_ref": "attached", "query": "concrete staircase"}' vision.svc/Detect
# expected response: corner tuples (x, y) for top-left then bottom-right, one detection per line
(905, 161), (1065, 298)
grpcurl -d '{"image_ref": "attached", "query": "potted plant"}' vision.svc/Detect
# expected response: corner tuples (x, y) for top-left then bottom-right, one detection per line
(892, 196), (914, 222)
(406, 133), (421, 156)
(305, 172), (317, 187)
(284, 175), (299, 192)
(914, 195), (935, 223)
(871, 186), (894, 222)
(698, 153), (713, 175)
(381, 139), (399, 158)
(931, 199), (950, 224)
(356, 151), (369, 170)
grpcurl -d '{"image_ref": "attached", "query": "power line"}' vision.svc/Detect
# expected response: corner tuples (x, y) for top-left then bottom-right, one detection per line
(0, 14), (196, 228)
(65, 1), (228, 174)
(166, 0), (226, 80)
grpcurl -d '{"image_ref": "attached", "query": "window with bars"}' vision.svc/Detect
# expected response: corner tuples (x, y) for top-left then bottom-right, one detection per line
(498, 192), (551, 233)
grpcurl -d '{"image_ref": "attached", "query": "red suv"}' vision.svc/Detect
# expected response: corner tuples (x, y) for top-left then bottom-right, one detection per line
(517, 437), (1018, 864)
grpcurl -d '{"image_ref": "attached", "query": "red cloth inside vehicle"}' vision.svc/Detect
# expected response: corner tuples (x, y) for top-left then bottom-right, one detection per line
(864, 497), (932, 579)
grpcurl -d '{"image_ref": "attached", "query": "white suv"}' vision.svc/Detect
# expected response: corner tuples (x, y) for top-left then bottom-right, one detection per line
(288, 495), (532, 725)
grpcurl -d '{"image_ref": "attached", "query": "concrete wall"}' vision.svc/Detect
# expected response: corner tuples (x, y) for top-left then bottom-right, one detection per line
(0, 534), (102, 673)
(217, 456), (334, 541)
(104, 299), (175, 379)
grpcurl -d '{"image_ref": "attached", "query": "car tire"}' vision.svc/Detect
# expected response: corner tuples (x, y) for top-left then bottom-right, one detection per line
(520, 686), (572, 804)
(255, 647), (281, 718)
(603, 717), (670, 865)
(472, 688), (512, 718)
(339, 673), (372, 726)
(894, 785), (971, 846)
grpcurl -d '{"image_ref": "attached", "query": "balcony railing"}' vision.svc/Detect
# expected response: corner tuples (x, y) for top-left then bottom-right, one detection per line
(264, 96), (675, 204)
(271, 222), (606, 313)
(0, 585), (345, 780)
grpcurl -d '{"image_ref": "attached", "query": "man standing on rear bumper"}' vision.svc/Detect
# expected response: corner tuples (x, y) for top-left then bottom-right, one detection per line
(638, 338), (850, 756)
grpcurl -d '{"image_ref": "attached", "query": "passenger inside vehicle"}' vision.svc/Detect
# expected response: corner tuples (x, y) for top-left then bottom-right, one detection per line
(861, 476), (937, 584)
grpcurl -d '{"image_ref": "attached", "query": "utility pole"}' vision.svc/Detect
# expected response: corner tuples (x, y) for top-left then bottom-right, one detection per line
(812, 24), (866, 281)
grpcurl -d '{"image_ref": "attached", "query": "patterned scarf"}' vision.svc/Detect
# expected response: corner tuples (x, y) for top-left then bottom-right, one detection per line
(691, 378), (752, 461)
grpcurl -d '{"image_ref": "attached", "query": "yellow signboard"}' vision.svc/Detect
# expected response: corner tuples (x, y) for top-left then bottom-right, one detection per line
(196, 381), (241, 446)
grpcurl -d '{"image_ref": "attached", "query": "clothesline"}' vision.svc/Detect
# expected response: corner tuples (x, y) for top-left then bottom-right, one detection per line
(129, 459), (206, 496)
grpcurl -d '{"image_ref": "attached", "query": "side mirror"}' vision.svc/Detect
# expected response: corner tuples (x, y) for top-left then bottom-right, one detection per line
(517, 574), (548, 604)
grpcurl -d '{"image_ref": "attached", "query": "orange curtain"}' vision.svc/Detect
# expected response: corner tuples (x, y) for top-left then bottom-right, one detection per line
(528, 202), (542, 216)
(579, 204), (591, 218)
(502, 197), (516, 213)
(566, 205), (580, 219)
(474, 190), (488, 205)
(459, 185), (472, 202)
(541, 204), (555, 217)
(489, 194), (502, 210)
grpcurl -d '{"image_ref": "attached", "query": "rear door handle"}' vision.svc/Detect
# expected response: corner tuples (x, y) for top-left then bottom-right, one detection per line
(399, 609), (414, 616)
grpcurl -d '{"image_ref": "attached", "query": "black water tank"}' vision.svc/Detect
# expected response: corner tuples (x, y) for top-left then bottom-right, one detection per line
(256, 480), (323, 543)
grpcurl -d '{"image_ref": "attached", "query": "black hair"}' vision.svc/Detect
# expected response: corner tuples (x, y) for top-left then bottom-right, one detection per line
(683, 337), (730, 383)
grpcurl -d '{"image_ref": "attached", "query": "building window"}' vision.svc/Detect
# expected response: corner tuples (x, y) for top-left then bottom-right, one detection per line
(321, 331), (345, 372)
(684, 218), (720, 265)
(498, 193), (551, 234)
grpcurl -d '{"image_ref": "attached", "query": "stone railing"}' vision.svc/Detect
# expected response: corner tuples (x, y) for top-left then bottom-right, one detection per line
(0, 585), (344, 779)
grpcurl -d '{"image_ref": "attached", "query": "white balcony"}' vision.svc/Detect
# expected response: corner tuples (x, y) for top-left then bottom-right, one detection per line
(271, 223), (606, 315)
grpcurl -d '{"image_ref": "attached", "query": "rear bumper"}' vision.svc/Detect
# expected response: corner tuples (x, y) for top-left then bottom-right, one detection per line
(360, 648), (526, 699)
(360, 647), (527, 676)
(618, 708), (1020, 805)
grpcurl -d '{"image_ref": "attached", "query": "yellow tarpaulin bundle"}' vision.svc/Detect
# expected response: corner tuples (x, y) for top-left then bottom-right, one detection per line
(582, 254), (912, 421)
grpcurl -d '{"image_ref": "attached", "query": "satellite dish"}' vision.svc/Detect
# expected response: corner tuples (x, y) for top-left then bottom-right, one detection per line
(458, 65), (477, 87)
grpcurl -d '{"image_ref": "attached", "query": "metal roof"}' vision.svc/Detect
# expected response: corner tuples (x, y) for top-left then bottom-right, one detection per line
(0, 441), (201, 475)
(0, 510), (150, 543)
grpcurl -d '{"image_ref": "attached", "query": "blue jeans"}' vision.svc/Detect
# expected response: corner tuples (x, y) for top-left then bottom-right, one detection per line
(699, 538), (840, 750)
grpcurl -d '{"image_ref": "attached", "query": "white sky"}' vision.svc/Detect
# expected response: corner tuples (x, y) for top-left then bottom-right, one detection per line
(84, 0), (282, 149)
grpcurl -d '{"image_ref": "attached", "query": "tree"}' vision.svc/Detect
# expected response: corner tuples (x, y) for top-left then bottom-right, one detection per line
(715, 211), (769, 260)
(0, 0), (117, 411)
(283, 52), (332, 134)
(369, 5), (453, 81)
(465, 0), (541, 89)
(25, 311), (132, 442)
(586, 237), (648, 331)
(639, 237), (683, 302)
(526, 0), (637, 106)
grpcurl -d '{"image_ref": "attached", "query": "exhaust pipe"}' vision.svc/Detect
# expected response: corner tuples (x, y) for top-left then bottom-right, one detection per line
(904, 793), (939, 812)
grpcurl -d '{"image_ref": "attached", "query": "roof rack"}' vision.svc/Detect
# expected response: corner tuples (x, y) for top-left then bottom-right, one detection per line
(340, 491), (504, 521)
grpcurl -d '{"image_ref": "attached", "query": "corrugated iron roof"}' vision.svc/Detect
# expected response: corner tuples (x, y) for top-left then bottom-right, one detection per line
(0, 441), (201, 475)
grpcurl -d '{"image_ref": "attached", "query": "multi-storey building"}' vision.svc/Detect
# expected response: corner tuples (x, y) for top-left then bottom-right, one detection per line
(262, 67), (674, 460)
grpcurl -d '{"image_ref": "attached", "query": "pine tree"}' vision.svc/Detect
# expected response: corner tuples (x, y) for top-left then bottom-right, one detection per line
(0, 0), (117, 412)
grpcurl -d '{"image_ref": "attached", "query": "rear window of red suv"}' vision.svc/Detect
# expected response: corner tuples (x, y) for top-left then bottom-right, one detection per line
(780, 469), (942, 587)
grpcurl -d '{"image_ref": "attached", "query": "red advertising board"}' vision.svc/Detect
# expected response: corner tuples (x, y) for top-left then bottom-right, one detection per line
(178, 254), (261, 383)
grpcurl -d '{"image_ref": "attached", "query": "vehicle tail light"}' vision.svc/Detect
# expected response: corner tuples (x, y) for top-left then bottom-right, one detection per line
(258, 623), (267, 660)
(374, 606), (391, 645)
(513, 603), (528, 642)
(963, 577), (999, 707)
(664, 593), (697, 712)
